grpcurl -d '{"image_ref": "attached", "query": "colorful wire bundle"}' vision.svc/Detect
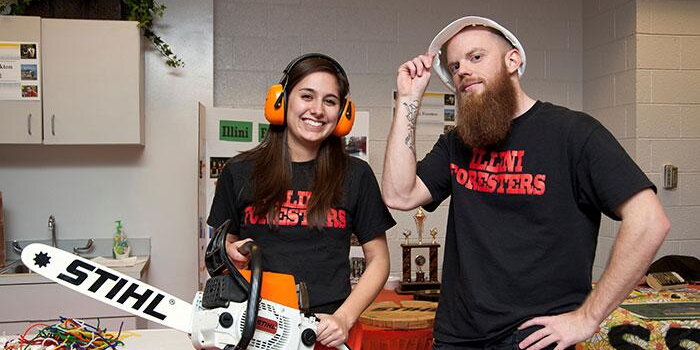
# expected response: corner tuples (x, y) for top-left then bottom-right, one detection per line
(2, 317), (127, 350)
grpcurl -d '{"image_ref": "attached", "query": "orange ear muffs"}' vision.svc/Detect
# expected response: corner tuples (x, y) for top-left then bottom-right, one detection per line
(264, 84), (285, 125)
(266, 53), (355, 136)
(333, 99), (355, 137)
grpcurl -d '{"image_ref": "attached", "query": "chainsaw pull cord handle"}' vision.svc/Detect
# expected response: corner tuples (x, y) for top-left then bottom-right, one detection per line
(232, 240), (262, 350)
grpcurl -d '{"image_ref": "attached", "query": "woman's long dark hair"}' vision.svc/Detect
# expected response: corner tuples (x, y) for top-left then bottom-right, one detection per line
(241, 56), (349, 229)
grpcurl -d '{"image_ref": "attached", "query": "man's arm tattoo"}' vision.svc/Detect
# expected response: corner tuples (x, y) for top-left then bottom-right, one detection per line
(403, 100), (419, 156)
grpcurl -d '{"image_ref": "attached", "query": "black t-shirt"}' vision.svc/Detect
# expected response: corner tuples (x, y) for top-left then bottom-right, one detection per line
(417, 101), (655, 344)
(208, 155), (395, 314)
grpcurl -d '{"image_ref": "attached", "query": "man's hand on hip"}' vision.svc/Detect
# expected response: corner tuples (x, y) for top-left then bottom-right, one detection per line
(517, 310), (599, 350)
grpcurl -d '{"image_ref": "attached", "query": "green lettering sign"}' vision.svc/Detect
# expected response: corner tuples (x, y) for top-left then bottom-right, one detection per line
(258, 123), (270, 142)
(220, 120), (252, 142)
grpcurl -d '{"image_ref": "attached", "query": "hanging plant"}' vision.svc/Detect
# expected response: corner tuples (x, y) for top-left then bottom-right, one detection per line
(1, 0), (184, 68)
(123, 0), (183, 67)
(0, 0), (34, 14)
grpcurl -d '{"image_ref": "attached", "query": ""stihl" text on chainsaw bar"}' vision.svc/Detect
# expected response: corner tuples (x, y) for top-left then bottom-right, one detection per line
(57, 259), (168, 320)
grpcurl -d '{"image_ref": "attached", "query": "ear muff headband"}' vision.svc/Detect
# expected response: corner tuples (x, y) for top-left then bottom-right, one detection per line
(264, 53), (355, 137)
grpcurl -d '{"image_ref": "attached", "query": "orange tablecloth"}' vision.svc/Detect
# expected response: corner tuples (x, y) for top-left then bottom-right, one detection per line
(349, 325), (433, 350)
(348, 289), (433, 350)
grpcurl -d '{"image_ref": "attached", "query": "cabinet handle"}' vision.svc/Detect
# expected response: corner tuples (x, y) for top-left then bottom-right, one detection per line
(27, 113), (32, 135)
(51, 114), (56, 136)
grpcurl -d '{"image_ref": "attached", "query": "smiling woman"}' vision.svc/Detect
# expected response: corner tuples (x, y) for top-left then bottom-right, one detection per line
(253, 54), (354, 228)
(285, 71), (344, 161)
(207, 54), (395, 349)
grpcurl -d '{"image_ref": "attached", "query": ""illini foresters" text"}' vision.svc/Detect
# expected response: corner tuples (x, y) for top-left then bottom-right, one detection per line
(244, 190), (347, 228)
(450, 149), (546, 195)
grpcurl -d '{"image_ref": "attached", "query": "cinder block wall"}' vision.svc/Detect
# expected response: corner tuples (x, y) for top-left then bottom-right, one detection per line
(583, 0), (638, 279)
(635, 1), (700, 258)
(584, 0), (700, 280)
(213, 0), (583, 278)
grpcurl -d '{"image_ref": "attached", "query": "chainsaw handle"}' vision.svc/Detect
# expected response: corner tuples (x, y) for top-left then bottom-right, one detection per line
(205, 219), (252, 295)
(234, 242), (261, 294)
(209, 219), (253, 294)
(229, 241), (262, 350)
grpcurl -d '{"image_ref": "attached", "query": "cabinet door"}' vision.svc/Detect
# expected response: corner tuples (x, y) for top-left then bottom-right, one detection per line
(42, 19), (144, 145)
(0, 101), (42, 144)
(0, 16), (42, 144)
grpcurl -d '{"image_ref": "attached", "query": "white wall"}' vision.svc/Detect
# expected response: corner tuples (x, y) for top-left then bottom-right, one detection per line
(212, 0), (583, 278)
(0, 0), (211, 327)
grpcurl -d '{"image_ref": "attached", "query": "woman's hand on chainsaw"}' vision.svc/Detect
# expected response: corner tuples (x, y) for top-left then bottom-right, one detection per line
(225, 235), (252, 270)
(315, 312), (351, 348)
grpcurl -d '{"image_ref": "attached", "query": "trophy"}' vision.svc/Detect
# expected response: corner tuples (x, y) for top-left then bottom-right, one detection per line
(414, 255), (426, 282)
(414, 208), (425, 244)
(350, 257), (366, 285)
(397, 209), (441, 294)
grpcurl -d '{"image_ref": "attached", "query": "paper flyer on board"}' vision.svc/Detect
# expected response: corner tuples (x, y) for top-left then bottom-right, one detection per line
(0, 42), (40, 101)
(392, 90), (456, 135)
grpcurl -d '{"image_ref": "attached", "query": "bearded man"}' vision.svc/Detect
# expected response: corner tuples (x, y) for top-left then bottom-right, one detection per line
(382, 16), (669, 350)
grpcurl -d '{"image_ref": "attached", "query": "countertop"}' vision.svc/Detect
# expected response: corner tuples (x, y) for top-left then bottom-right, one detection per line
(0, 328), (194, 350)
(120, 329), (194, 350)
(0, 255), (149, 285)
(0, 237), (150, 285)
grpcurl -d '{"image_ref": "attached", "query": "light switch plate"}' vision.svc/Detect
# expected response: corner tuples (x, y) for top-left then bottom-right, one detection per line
(663, 164), (678, 189)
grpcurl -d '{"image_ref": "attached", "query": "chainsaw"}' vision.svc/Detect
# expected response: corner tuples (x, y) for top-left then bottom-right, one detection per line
(20, 220), (351, 350)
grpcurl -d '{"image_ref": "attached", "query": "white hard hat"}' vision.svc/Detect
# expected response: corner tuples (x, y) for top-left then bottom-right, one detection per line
(428, 16), (526, 92)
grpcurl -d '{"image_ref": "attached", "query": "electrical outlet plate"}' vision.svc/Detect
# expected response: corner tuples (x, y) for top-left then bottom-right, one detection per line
(663, 164), (678, 189)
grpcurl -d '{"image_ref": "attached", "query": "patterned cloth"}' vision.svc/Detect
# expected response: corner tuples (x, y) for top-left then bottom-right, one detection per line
(579, 288), (700, 350)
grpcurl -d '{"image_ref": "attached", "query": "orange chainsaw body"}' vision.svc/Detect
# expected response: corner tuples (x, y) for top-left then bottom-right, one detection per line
(239, 269), (299, 310)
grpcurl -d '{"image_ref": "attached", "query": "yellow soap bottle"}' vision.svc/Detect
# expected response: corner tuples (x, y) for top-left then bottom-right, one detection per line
(113, 220), (131, 259)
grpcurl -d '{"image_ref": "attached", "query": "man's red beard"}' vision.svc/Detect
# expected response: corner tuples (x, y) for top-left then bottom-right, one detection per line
(455, 65), (517, 149)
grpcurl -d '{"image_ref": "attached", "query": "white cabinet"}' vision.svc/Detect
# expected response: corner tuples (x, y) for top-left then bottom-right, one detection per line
(0, 259), (149, 335)
(0, 17), (144, 145)
(41, 18), (144, 145)
(0, 16), (42, 144)
(0, 282), (137, 334)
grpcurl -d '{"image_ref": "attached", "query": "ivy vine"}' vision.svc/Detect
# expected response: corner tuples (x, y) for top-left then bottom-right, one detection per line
(0, 0), (34, 15)
(1, 0), (184, 68)
(123, 0), (183, 67)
